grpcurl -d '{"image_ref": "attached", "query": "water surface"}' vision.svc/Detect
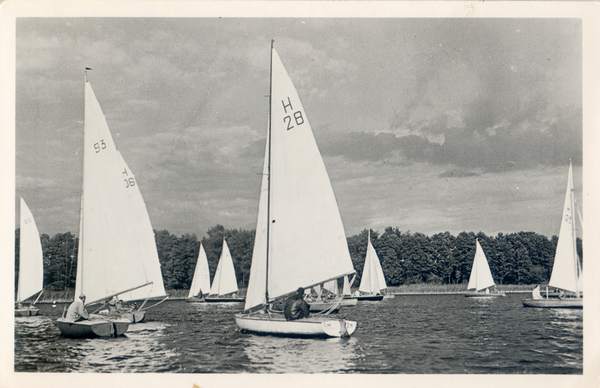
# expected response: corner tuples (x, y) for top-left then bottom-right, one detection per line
(15, 294), (582, 373)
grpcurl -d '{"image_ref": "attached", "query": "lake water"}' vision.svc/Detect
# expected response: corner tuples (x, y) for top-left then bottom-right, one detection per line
(14, 294), (582, 374)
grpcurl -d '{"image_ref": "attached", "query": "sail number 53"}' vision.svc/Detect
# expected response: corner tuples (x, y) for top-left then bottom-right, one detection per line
(94, 140), (107, 153)
(281, 97), (304, 131)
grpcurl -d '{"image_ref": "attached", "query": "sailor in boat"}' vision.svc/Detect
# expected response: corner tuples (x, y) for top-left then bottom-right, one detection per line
(65, 294), (89, 322)
(531, 285), (542, 300)
(485, 288), (490, 294)
(284, 287), (310, 321)
(52, 301), (57, 308)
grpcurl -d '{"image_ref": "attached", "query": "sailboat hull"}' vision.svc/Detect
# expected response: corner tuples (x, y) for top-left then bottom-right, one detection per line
(15, 307), (39, 317)
(464, 292), (506, 298)
(204, 297), (245, 303)
(56, 317), (130, 338)
(522, 298), (582, 309)
(353, 294), (384, 301)
(123, 310), (146, 323)
(340, 298), (358, 306)
(235, 312), (356, 338)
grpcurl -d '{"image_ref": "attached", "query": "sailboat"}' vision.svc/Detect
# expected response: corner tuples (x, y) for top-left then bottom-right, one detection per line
(352, 231), (386, 301)
(464, 239), (505, 297)
(523, 161), (583, 308)
(235, 43), (357, 338)
(56, 75), (167, 338)
(186, 243), (211, 303)
(15, 198), (44, 317)
(205, 239), (244, 303)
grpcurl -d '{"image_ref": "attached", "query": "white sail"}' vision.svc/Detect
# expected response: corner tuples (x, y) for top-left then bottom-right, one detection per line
(359, 232), (387, 294)
(244, 48), (355, 311)
(188, 243), (211, 298)
(342, 275), (351, 296)
(17, 198), (44, 303)
(549, 162), (580, 294)
(74, 81), (166, 305)
(324, 279), (338, 295)
(467, 239), (495, 292)
(209, 239), (239, 296)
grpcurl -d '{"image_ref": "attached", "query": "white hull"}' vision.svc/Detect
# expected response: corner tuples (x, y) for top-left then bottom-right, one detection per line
(56, 316), (130, 338)
(15, 307), (39, 317)
(235, 312), (356, 338)
(522, 298), (582, 309)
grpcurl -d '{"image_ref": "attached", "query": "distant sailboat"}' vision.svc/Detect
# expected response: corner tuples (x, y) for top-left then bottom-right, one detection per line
(464, 239), (505, 297)
(187, 243), (211, 303)
(15, 198), (44, 317)
(205, 239), (244, 303)
(355, 231), (386, 301)
(523, 161), (582, 308)
(235, 43), (357, 338)
(56, 77), (167, 338)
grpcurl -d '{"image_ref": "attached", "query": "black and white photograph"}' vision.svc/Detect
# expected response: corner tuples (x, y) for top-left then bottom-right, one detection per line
(2, 1), (599, 387)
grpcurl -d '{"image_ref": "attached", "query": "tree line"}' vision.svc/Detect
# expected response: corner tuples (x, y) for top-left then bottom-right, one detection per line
(15, 225), (582, 292)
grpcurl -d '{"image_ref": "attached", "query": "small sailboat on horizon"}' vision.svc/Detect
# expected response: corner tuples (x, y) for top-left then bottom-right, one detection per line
(56, 75), (167, 338)
(186, 243), (211, 303)
(523, 161), (583, 309)
(352, 231), (386, 301)
(234, 42), (357, 338)
(15, 198), (44, 317)
(204, 239), (244, 303)
(464, 239), (506, 298)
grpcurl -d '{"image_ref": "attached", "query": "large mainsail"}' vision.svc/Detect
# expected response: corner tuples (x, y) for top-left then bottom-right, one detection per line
(358, 232), (387, 294)
(75, 81), (166, 305)
(244, 48), (355, 311)
(467, 239), (495, 292)
(188, 243), (211, 298)
(17, 198), (44, 303)
(549, 162), (580, 294)
(209, 239), (239, 296)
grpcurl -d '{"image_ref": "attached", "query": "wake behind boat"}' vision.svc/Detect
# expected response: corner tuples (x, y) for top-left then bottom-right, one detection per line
(15, 198), (44, 317)
(523, 161), (582, 309)
(464, 239), (505, 298)
(235, 43), (356, 338)
(56, 74), (167, 338)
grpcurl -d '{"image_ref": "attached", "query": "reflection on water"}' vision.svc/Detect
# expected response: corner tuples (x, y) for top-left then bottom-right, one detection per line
(243, 335), (359, 373)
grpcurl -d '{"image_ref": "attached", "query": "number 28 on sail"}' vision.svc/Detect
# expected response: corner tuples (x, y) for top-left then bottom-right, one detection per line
(234, 42), (357, 338)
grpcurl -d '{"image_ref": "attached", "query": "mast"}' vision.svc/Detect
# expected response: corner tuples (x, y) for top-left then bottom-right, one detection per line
(264, 40), (274, 308)
(568, 160), (580, 298)
(78, 68), (90, 295)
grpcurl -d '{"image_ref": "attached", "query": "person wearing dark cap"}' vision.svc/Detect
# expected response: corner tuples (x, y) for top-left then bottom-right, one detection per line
(65, 294), (89, 322)
(284, 287), (310, 321)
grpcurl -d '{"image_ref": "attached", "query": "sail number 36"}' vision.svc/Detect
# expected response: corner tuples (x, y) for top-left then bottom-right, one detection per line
(281, 97), (304, 131)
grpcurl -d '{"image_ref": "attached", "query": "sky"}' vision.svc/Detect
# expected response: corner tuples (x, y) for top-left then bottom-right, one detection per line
(12, 16), (585, 240)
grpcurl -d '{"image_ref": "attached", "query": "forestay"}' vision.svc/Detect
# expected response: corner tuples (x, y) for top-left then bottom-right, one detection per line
(75, 81), (166, 305)
(17, 198), (44, 303)
(467, 239), (495, 292)
(244, 49), (355, 311)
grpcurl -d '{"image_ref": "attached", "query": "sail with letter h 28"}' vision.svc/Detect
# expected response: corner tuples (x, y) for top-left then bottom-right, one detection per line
(235, 43), (357, 338)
